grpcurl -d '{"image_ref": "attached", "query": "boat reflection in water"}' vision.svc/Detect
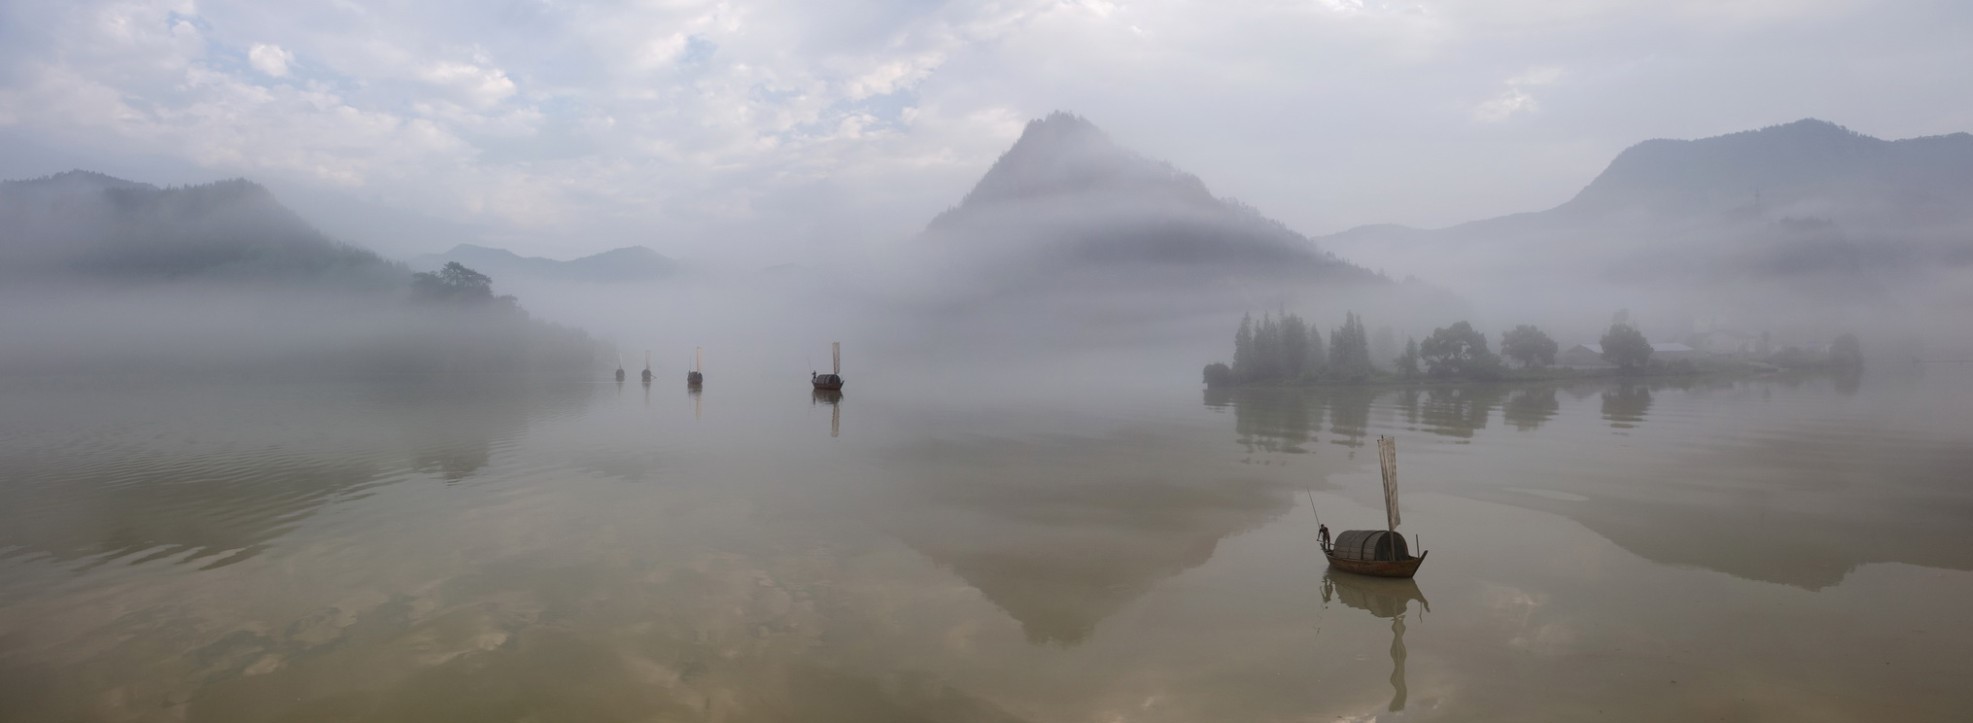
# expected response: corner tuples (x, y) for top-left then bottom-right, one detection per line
(1321, 571), (1430, 712)
(812, 389), (842, 437)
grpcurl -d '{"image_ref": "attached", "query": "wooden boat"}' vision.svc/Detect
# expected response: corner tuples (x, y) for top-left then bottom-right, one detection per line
(686, 347), (704, 387)
(811, 342), (844, 390)
(640, 350), (653, 383)
(614, 354), (625, 382)
(1323, 436), (1427, 579)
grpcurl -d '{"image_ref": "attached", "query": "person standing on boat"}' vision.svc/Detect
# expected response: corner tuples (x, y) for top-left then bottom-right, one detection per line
(1318, 524), (1332, 552)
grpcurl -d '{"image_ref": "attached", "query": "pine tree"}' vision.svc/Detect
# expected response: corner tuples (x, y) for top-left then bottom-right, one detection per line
(1233, 313), (1255, 382)
(1395, 337), (1421, 378)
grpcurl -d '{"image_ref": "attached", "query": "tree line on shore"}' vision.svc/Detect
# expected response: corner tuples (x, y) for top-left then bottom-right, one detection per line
(1203, 310), (1862, 387)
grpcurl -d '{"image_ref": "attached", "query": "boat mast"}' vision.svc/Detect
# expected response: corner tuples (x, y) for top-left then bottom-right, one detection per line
(695, 347), (703, 373)
(832, 341), (841, 375)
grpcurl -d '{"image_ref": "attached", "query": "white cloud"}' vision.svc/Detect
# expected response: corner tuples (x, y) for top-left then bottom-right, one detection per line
(1474, 87), (1537, 122)
(1474, 66), (1564, 122)
(419, 59), (518, 108)
(248, 43), (292, 77)
(0, 0), (1968, 258)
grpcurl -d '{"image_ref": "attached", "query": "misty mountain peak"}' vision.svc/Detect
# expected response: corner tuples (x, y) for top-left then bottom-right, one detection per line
(939, 111), (1216, 216)
(920, 112), (1375, 283)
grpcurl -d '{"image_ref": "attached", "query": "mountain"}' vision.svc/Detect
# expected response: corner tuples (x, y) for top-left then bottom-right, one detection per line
(0, 170), (393, 286)
(922, 112), (1377, 283)
(1557, 119), (1973, 223)
(413, 243), (678, 284)
(1313, 120), (1973, 330)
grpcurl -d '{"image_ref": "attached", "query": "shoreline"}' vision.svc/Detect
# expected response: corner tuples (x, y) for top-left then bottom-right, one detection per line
(1204, 363), (1857, 391)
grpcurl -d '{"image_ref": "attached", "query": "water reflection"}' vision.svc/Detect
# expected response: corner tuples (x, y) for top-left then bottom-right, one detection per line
(1327, 388), (1374, 451)
(1421, 386), (1505, 438)
(1502, 386), (1560, 431)
(1322, 572), (1430, 712)
(881, 433), (1294, 645)
(1600, 384), (1652, 429)
(0, 380), (590, 571)
(1229, 388), (1320, 453)
(811, 389), (842, 438)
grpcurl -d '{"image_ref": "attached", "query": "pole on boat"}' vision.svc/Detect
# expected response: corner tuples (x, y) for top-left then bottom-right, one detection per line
(1379, 436), (1400, 535)
(832, 341), (841, 375)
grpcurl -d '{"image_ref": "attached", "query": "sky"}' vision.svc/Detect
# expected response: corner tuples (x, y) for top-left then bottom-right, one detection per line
(3, 0), (1970, 264)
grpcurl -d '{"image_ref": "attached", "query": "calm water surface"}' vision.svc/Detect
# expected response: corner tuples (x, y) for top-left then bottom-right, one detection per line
(2, 366), (1970, 721)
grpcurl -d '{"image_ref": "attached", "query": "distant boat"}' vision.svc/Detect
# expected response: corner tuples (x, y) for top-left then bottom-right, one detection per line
(1324, 436), (1428, 578)
(640, 350), (653, 384)
(614, 354), (625, 382)
(811, 341), (844, 391)
(687, 347), (704, 387)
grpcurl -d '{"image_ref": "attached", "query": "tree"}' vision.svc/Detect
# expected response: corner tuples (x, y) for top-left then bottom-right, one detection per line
(1394, 337), (1420, 379)
(413, 261), (495, 302)
(1281, 312), (1311, 381)
(1419, 321), (1499, 378)
(1232, 314), (1255, 382)
(1600, 323), (1653, 371)
(1828, 333), (1864, 369)
(1203, 362), (1234, 388)
(1253, 313), (1283, 381)
(1501, 324), (1559, 369)
(1305, 318), (1327, 378)
(1328, 311), (1375, 381)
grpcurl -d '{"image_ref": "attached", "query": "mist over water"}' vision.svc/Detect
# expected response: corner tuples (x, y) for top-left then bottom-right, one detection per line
(2, 363), (1970, 721)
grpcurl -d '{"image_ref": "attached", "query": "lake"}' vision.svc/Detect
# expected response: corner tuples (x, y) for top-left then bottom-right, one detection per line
(2, 365), (1970, 721)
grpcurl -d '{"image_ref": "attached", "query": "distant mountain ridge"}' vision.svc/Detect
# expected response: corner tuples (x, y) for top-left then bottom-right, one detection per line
(413, 243), (678, 283)
(0, 170), (392, 285)
(1314, 119), (1973, 310)
(923, 112), (1377, 282)
(1557, 119), (1973, 222)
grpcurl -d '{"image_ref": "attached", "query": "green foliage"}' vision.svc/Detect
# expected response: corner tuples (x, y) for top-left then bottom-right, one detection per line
(1220, 309), (1351, 384)
(414, 262), (494, 301)
(1600, 323), (1653, 371)
(1328, 311), (1375, 381)
(1233, 314), (1255, 380)
(1420, 321), (1500, 378)
(1829, 333), (1864, 369)
(1501, 324), (1559, 368)
(1203, 362), (1233, 388)
(1281, 313), (1311, 380)
(1394, 337), (1421, 379)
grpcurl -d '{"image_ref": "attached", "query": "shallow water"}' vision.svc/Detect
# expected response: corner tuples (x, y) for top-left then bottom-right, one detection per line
(2, 367), (1970, 721)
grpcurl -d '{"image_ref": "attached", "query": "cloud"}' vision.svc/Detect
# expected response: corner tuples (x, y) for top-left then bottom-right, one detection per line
(248, 43), (292, 77)
(419, 59), (517, 108)
(1474, 66), (1564, 122)
(0, 0), (1969, 260)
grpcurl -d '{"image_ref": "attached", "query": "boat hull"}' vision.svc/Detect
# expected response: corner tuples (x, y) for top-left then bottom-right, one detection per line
(811, 381), (843, 391)
(1325, 550), (1427, 579)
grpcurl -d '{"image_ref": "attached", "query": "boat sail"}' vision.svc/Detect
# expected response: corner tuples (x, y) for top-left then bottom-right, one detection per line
(1380, 435), (1400, 532)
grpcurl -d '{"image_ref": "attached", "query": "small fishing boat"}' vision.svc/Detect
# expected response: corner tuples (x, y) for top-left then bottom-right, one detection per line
(687, 347), (704, 387)
(1323, 436), (1428, 578)
(614, 354), (625, 382)
(811, 341), (844, 391)
(640, 350), (653, 384)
